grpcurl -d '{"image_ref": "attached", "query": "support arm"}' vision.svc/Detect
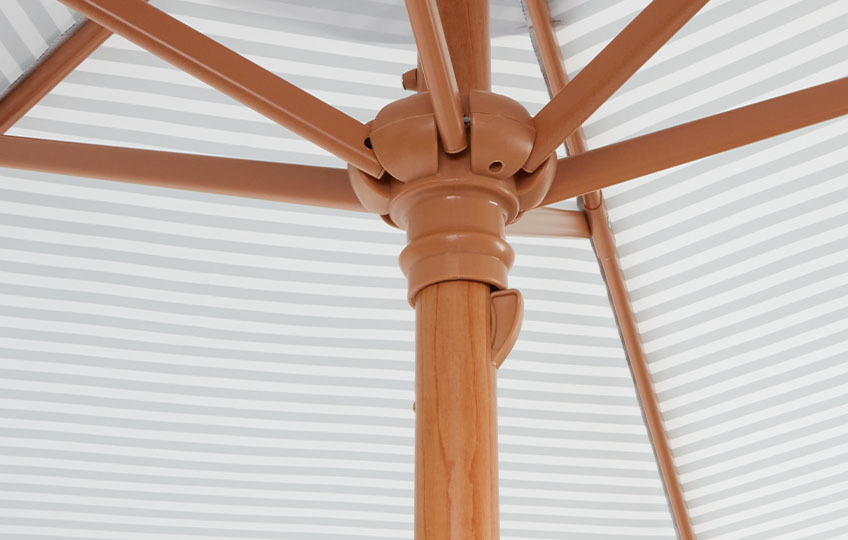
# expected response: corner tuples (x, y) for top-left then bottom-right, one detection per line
(0, 135), (365, 212)
(506, 207), (589, 238)
(524, 4), (697, 536)
(541, 77), (848, 206)
(524, 0), (708, 171)
(405, 0), (467, 153)
(56, 0), (382, 177)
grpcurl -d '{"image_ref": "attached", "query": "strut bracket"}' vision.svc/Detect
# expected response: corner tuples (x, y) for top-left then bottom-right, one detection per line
(491, 288), (523, 368)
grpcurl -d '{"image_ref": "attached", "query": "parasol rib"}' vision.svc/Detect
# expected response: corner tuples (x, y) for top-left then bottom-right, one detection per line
(541, 77), (848, 206)
(0, 135), (365, 212)
(404, 0), (468, 153)
(56, 0), (383, 177)
(524, 0), (709, 171)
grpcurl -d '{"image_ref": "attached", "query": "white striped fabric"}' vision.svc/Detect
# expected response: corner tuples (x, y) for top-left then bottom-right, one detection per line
(0, 164), (673, 539)
(0, 0), (80, 96)
(554, 0), (848, 538)
(0, 0), (671, 538)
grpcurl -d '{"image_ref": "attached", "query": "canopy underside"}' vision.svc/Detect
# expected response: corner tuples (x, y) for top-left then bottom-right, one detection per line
(0, 0), (846, 539)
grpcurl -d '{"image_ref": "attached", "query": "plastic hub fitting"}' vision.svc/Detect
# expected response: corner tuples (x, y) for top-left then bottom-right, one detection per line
(348, 90), (556, 305)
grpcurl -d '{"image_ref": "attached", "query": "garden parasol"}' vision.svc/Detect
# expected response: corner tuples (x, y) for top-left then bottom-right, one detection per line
(0, 0), (846, 538)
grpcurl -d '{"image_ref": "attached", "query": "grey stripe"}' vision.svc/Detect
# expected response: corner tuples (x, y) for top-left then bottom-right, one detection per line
(0, 11), (35, 70)
(0, 258), (409, 310)
(499, 528), (671, 540)
(684, 430), (848, 495)
(796, 523), (848, 540)
(643, 260), (848, 353)
(0, 186), (401, 243)
(0, 305), (414, 349)
(0, 282), (412, 331)
(0, 499), (411, 530)
(693, 458), (848, 528)
(628, 197), (848, 302)
(0, 236), (407, 288)
(0, 464), (411, 498)
(657, 326), (848, 404)
(652, 305), (848, 386)
(677, 395), (848, 466)
(634, 234), (848, 327)
(0, 363), (411, 409)
(0, 516), (408, 539)
(745, 506), (848, 540)
(15, 1), (59, 44)
(0, 387), (412, 430)
(686, 443), (848, 510)
(0, 445), (414, 477)
(0, 212), (402, 267)
(0, 482), (411, 514)
(648, 283), (848, 364)
(162, 0), (412, 44)
(667, 361), (848, 441)
(624, 172), (848, 282)
(697, 487), (848, 538)
(616, 132), (848, 257)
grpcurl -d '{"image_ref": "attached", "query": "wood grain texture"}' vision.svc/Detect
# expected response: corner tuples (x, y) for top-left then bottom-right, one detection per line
(415, 280), (499, 540)
(435, 0), (490, 93)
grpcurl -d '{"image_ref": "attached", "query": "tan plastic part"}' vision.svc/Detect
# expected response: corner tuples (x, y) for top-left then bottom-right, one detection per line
(354, 87), (561, 304)
(506, 207), (590, 238)
(468, 90), (535, 179)
(347, 165), (392, 214)
(490, 289), (523, 368)
(515, 153), (556, 209)
(404, 0), (468, 154)
(369, 93), (439, 181)
(401, 68), (419, 91)
(392, 173), (518, 304)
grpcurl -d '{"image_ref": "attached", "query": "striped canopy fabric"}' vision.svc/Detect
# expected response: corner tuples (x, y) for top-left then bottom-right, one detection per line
(0, 0), (80, 94)
(557, 0), (848, 537)
(0, 0), (846, 539)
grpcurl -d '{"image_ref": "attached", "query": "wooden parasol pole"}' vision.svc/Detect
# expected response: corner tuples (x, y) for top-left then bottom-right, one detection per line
(410, 1), (499, 538)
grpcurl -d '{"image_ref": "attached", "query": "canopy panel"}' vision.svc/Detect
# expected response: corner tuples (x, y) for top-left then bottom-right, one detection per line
(0, 0), (80, 96)
(553, 0), (848, 537)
